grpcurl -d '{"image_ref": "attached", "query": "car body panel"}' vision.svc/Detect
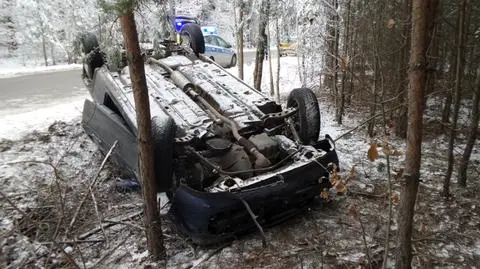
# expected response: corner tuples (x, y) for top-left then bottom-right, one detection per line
(203, 34), (236, 68)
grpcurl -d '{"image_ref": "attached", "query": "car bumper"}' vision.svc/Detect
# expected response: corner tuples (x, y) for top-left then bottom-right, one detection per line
(168, 150), (338, 245)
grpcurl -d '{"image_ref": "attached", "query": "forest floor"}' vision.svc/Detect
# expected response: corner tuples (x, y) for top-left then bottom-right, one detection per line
(1, 57), (479, 268)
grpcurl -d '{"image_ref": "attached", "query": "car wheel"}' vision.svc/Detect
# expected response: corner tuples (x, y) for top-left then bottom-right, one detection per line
(151, 116), (176, 192)
(180, 23), (205, 56)
(78, 33), (104, 79)
(287, 88), (321, 144)
(79, 33), (99, 54)
(230, 54), (237, 68)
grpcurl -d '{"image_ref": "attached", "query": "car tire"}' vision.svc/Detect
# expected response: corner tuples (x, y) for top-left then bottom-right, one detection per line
(151, 116), (176, 192)
(230, 54), (237, 68)
(287, 88), (321, 144)
(79, 33), (104, 79)
(180, 23), (205, 55)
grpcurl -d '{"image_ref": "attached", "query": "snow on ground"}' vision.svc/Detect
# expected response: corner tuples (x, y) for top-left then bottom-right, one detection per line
(0, 57), (81, 79)
(0, 96), (87, 140)
(1, 56), (480, 268)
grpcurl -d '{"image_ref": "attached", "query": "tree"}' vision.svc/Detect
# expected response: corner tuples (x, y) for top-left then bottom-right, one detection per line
(457, 66), (480, 186)
(443, 0), (469, 197)
(234, 0), (248, 80)
(114, 0), (166, 263)
(253, 0), (268, 91)
(395, 0), (432, 267)
(274, 8), (281, 103)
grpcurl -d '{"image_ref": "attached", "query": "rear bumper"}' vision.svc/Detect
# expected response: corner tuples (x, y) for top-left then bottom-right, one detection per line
(169, 150), (338, 245)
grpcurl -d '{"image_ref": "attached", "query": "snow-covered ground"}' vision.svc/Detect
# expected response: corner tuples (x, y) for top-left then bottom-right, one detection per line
(0, 96), (86, 140)
(1, 57), (479, 268)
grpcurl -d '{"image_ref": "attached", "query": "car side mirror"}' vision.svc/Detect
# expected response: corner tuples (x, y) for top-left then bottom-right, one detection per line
(225, 43), (232, 48)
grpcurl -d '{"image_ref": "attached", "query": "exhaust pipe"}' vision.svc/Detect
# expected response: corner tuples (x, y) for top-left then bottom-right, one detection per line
(185, 86), (271, 168)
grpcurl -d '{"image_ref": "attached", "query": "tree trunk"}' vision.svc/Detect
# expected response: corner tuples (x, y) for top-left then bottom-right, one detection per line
(443, 0), (467, 197)
(275, 15), (281, 103)
(119, 10), (166, 262)
(337, 0), (351, 125)
(395, 0), (430, 267)
(253, 0), (268, 91)
(333, 0), (340, 111)
(50, 43), (56, 66)
(394, 0), (412, 138)
(457, 66), (480, 186)
(368, 4), (382, 138)
(268, 22), (274, 96)
(324, 0), (338, 94)
(237, 0), (245, 80)
(42, 33), (48, 67)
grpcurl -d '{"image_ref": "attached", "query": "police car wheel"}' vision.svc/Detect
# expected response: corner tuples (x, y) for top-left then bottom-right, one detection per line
(230, 54), (237, 67)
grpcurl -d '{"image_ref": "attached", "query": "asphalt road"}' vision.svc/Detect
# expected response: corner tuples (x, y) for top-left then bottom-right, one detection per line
(0, 50), (262, 119)
(0, 69), (86, 117)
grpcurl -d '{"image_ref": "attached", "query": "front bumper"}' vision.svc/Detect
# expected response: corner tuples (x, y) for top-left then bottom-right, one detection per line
(169, 150), (338, 245)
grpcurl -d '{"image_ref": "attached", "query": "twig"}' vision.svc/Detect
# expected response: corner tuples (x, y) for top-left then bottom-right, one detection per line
(348, 190), (388, 198)
(382, 153), (393, 269)
(67, 141), (118, 235)
(77, 210), (143, 240)
(190, 242), (231, 269)
(238, 198), (267, 248)
(90, 234), (132, 268)
(359, 216), (373, 269)
(334, 104), (404, 142)
(88, 185), (109, 246)
(102, 220), (145, 231)
(0, 190), (30, 220)
(0, 190), (82, 269)
(40, 239), (105, 245)
(380, 94), (394, 269)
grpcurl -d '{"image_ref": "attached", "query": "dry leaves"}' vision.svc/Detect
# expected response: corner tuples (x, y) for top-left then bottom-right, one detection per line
(368, 143), (378, 162)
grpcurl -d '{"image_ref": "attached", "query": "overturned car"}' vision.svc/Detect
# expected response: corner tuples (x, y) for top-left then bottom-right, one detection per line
(79, 24), (339, 244)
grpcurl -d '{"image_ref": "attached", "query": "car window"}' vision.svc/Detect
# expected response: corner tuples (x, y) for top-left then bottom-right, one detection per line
(205, 35), (219, 46)
(214, 36), (229, 48)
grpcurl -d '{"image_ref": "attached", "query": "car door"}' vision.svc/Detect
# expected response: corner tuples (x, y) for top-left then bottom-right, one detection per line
(204, 35), (224, 65)
(212, 36), (232, 67)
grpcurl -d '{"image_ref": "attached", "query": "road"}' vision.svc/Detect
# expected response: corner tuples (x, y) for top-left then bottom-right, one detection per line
(0, 50), (265, 119)
(0, 69), (86, 118)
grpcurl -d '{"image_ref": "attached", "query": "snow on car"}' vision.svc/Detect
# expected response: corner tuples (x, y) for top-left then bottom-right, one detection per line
(78, 22), (339, 244)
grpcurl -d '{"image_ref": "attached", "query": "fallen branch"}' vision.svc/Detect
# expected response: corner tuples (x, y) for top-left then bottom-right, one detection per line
(77, 210), (143, 240)
(0, 190), (82, 269)
(359, 216), (373, 269)
(90, 234), (132, 268)
(334, 104), (404, 142)
(88, 184), (109, 246)
(349, 190), (388, 199)
(190, 242), (231, 269)
(102, 220), (145, 231)
(239, 197), (267, 248)
(67, 141), (118, 235)
(40, 239), (105, 245)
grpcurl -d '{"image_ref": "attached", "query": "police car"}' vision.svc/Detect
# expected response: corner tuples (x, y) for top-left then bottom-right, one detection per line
(201, 26), (237, 68)
(172, 16), (237, 68)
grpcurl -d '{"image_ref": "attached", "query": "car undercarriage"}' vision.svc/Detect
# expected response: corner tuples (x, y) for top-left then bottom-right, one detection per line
(79, 24), (339, 244)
